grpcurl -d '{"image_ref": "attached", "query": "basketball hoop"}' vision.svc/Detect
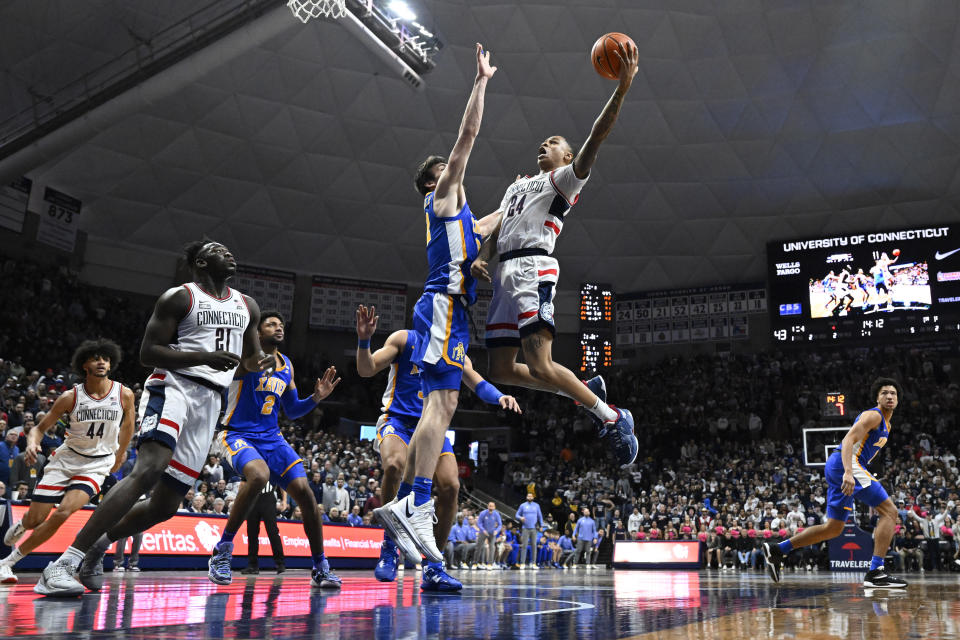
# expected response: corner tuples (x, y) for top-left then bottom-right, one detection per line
(287, 0), (347, 22)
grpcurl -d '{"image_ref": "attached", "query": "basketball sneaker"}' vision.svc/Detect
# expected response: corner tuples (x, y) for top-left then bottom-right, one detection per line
(421, 561), (462, 592)
(373, 500), (423, 564)
(863, 568), (907, 588)
(762, 542), (783, 583)
(599, 408), (638, 467)
(4, 521), (25, 546)
(0, 563), (18, 584)
(78, 539), (109, 592)
(35, 559), (84, 597)
(208, 541), (234, 585)
(311, 558), (342, 589)
(387, 494), (443, 564)
(374, 539), (400, 582)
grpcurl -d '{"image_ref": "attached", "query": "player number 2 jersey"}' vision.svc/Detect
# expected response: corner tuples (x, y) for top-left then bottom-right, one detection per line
(67, 382), (124, 456)
(496, 163), (589, 255)
(164, 282), (250, 389)
(835, 407), (890, 469)
(222, 353), (295, 434)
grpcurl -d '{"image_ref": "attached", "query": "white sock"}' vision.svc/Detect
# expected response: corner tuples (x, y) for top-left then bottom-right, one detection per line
(588, 399), (618, 423)
(1, 548), (23, 567)
(58, 546), (86, 569)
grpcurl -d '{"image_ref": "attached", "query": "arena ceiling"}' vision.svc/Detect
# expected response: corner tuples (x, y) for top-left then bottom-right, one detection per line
(3, 0), (960, 293)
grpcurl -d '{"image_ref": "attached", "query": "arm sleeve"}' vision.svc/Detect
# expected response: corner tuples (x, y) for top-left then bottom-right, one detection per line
(279, 388), (319, 420)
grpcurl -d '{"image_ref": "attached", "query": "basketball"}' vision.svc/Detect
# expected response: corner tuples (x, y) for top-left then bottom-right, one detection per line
(590, 32), (636, 80)
(893, 248), (901, 257)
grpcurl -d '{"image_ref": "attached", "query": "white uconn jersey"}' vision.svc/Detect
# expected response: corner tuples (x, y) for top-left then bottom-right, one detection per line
(68, 382), (124, 456)
(165, 282), (250, 388)
(496, 163), (589, 255)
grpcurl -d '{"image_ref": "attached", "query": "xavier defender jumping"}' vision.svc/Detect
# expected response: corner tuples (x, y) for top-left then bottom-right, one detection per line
(470, 40), (639, 468)
(763, 378), (907, 588)
(356, 304), (520, 590)
(37, 240), (271, 597)
(208, 311), (342, 588)
(0, 340), (135, 584)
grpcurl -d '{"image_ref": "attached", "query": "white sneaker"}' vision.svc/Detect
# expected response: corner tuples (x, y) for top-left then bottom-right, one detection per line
(372, 499), (422, 564)
(532, 565), (539, 571)
(0, 564), (18, 584)
(34, 560), (84, 597)
(4, 521), (26, 546)
(387, 495), (443, 564)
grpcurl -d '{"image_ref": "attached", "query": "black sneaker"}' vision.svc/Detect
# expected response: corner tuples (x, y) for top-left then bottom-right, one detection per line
(863, 568), (907, 588)
(762, 542), (783, 583)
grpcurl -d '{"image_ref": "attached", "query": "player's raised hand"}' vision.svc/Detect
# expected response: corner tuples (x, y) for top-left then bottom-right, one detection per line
(613, 40), (639, 89)
(476, 43), (496, 80)
(499, 394), (522, 414)
(356, 304), (378, 340)
(312, 366), (341, 402)
(470, 258), (492, 283)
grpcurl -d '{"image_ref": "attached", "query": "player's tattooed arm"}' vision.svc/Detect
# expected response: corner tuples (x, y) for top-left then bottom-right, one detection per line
(573, 40), (640, 179)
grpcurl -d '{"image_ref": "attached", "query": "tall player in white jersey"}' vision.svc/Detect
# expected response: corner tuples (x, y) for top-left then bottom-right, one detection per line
(37, 240), (271, 597)
(471, 41), (640, 467)
(0, 339), (135, 585)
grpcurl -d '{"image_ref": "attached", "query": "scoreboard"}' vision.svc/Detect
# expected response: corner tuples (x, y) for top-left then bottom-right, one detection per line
(820, 392), (848, 418)
(768, 224), (960, 344)
(579, 283), (614, 373)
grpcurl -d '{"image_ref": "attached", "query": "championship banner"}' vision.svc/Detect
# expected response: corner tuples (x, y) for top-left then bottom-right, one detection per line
(8, 504), (382, 559)
(36, 186), (82, 252)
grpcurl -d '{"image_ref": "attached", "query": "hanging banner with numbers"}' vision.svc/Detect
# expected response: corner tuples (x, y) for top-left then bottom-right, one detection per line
(37, 187), (82, 252)
(232, 266), (296, 321)
(310, 276), (407, 331)
(0, 176), (31, 232)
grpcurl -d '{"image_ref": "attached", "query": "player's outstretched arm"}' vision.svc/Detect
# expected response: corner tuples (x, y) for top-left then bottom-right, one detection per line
(838, 411), (881, 496)
(572, 40), (640, 180)
(462, 356), (522, 414)
(356, 305), (405, 376)
(279, 362), (340, 419)
(433, 43), (496, 217)
(24, 390), (74, 465)
(112, 386), (137, 473)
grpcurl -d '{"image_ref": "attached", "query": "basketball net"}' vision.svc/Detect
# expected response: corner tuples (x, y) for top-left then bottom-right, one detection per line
(287, 0), (347, 22)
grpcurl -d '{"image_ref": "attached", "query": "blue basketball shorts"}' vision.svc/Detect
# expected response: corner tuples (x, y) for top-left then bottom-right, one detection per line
(824, 450), (889, 522)
(411, 292), (469, 394)
(375, 414), (454, 457)
(217, 430), (305, 490)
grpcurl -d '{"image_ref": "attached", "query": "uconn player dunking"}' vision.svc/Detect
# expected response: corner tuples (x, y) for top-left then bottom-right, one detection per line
(1, 340), (135, 586)
(376, 44), (501, 564)
(208, 310), (342, 588)
(764, 378), (907, 588)
(38, 240), (270, 597)
(470, 40), (640, 467)
(356, 304), (520, 590)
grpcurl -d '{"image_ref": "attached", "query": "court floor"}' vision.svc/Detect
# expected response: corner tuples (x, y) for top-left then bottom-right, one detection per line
(0, 568), (955, 639)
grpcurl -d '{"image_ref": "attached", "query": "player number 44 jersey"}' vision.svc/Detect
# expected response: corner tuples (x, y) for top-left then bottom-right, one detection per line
(67, 382), (124, 456)
(496, 163), (589, 255)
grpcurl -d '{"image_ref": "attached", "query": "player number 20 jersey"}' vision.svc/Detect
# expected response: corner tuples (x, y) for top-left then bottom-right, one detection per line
(496, 163), (589, 255)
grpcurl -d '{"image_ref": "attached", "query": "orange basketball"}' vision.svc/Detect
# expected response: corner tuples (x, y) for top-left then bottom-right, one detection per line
(590, 32), (636, 80)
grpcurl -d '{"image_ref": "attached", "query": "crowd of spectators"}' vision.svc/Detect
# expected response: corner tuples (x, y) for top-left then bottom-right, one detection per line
(3, 252), (960, 576)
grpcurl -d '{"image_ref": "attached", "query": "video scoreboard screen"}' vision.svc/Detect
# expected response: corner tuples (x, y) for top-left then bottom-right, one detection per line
(768, 224), (960, 343)
(579, 283), (614, 374)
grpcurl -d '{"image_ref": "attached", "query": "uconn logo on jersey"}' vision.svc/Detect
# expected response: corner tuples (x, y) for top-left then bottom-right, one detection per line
(504, 178), (546, 198)
(75, 405), (121, 423)
(196, 309), (247, 328)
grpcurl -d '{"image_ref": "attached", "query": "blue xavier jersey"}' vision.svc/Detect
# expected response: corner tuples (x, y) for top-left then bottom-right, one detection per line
(222, 353), (295, 434)
(380, 331), (424, 422)
(422, 191), (482, 305)
(835, 407), (890, 469)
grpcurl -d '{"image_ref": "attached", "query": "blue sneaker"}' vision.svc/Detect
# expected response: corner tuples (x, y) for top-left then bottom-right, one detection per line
(375, 540), (399, 582)
(207, 541), (233, 585)
(312, 558), (342, 589)
(421, 562), (462, 592)
(599, 408), (638, 467)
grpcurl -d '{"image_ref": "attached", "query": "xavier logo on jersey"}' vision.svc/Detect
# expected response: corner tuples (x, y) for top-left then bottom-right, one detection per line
(255, 375), (288, 396)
